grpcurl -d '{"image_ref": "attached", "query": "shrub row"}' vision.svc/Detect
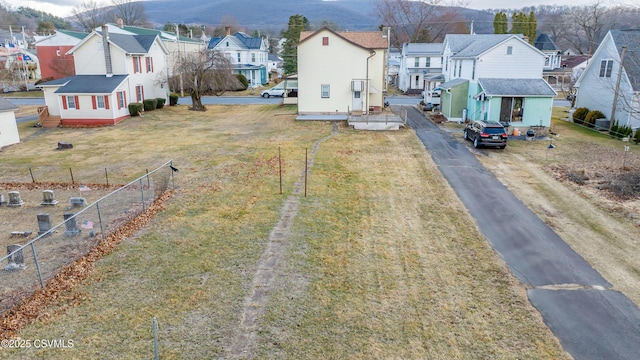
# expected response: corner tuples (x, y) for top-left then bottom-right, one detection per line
(128, 97), (170, 116)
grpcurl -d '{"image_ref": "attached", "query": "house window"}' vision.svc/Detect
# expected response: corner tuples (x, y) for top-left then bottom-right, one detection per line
(426, 57), (431, 67)
(66, 95), (76, 109)
(133, 56), (142, 73)
(322, 37), (329, 46)
(453, 60), (457, 76)
(457, 61), (462, 77)
(445, 56), (448, 71)
(146, 57), (154, 72)
(321, 84), (330, 98)
(414, 57), (419, 67)
(117, 91), (126, 109)
(544, 56), (550, 67)
(414, 75), (420, 88)
(251, 53), (255, 62)
(96, 96), (105, 109)
(136, 85), (144, 102)
(507, 46), (513, 55)
(237, 53), (241, 63)
(472, 59), (476, 80)
(599, 60), (613, 78)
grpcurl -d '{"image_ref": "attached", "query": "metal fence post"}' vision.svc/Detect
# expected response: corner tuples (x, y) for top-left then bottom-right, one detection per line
(30, 243), (45, 289)
(140, 178), (146, 212)
(96, 202), (106, 242)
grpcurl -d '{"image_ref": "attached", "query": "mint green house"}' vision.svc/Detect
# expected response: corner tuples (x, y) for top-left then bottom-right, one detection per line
(439, 34), (556, 131)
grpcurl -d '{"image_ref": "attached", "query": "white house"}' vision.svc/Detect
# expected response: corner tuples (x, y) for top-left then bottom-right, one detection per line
(38, 25), (170, 127)
(439, 34), (556, 129)
(574, 29), (640, 129)
(208, 28), (269, 87)
(398, 42), (443, 94)
(0, 97), (19, 148)
(297, 27), (388, 116)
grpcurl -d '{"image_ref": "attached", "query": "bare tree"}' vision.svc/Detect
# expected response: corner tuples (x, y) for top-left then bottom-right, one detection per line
(169, 49), (242, 111)
(565, 2), (611, 55)
(111, 0), (147, 27)
(72, 1), (110, 32)
(374, 0), (466, 47)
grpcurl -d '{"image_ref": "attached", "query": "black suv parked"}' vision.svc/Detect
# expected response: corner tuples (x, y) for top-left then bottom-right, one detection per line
(463, 120), (508, 149)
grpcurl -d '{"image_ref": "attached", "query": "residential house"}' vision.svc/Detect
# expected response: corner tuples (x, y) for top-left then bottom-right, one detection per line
(535, 32), (564, 90)
(267, 54), (283, 80)
(100, 19), (205, 77)
(297, 27), (388, 116)
(38, 25), (170, 127)
(208, 28), (269, 87)
(439, 34), (556, 130)
(574, 29), (640, 129)
(386, 47), (401, 87)
(561, 55), (591, 83)
(0, 97), (19, 148)
(35, 30), (88, 80)
(398, 42), (443, 95)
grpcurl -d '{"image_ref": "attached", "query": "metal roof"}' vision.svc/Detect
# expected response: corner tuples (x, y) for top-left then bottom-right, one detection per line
(51, 75), (128, 94)
(478, 78), (557, 96)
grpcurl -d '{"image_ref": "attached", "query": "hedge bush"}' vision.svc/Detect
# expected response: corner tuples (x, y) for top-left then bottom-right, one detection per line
(155, 98), (166, 108)
(235, 74), (248, 90)
(143, 99), (158, 111)
(572, 107), (589, 124)
(169, 93), (179, 106)
(128, 102), (143, 116)
(584, 110), (605, 128)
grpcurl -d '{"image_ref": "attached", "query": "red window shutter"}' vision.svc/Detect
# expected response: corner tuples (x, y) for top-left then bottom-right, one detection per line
(145, 58), (148, 73)
(74, 96), (80, 109)
(124, 91), (127, 107)
(136, 86), (140, 102)
(92, 96), (97, 109)
(133, 57), (137, 73)
(62, 96), (67, 109)
(141, 86), (144, 101)
(105, 96), (110, 109)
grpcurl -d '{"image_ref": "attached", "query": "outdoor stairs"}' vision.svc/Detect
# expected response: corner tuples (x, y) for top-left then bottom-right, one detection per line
(38, 106), (61, 128)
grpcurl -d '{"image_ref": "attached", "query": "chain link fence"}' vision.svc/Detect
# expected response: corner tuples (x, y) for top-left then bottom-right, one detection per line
(0, 160), (177, 315)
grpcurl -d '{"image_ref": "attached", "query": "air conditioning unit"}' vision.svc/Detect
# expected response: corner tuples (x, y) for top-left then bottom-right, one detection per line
(351, 80), (363, 91)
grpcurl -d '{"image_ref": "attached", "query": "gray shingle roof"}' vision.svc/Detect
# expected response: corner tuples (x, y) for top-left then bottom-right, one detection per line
(478, 78), (557, 96)
(610, 29), (640, 92)
(0, 97), (18, 111)
(99, 32), (157, 54)
(439, 78), (468, 89)
(446, 34), (518, 58)
(52, 75), (128, 94)
(534, 33), (559, 52)
(404, 43), (443, 55)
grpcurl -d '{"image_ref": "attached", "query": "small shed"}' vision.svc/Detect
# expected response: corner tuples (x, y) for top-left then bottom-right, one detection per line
(0, 97), (20, 148)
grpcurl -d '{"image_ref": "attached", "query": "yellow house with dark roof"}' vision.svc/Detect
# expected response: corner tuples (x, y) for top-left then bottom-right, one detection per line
(297, 27), (388, 116)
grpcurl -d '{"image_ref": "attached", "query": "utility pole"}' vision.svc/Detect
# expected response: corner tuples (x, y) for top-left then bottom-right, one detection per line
(610, 46), (627, 130)
(175, 23), (184, 97)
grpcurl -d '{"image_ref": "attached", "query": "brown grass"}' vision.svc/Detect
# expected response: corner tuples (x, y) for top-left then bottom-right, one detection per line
(0, 104), (568, 359)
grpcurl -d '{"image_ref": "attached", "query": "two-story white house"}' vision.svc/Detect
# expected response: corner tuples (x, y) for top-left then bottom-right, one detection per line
(38, 25), (170, 127)
(439, 34), (556, 130)
(297, 27), (388, 116)
(398, 42), (443, 95)
(574, 29), (640, 129)
(208, 28), (269, 87)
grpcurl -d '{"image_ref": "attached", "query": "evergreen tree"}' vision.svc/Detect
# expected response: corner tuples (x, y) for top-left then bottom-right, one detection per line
(281, 14), (310, 75)
(493, 12), (508, 34)
(527, 11), (537, 44)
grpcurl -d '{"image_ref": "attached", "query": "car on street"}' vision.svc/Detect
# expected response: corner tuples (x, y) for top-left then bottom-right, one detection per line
(463, 120), (508, 149)
(260, 84), (285, 98)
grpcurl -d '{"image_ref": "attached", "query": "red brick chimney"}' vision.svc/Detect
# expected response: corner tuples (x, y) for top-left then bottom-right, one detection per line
(117, 18), (124, 28)
(225, 26), (231, 36)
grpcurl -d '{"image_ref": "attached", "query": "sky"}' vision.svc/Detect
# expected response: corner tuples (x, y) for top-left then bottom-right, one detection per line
(0, 0), (610, 20)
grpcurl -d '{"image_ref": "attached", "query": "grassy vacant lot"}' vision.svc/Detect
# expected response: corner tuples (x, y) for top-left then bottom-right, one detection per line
(0, 104), (567, 359)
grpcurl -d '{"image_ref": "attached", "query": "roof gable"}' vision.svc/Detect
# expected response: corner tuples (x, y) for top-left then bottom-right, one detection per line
(610, 29), (640, 92)
(299, 27), (387, 50)
(534, 33), (560, 52)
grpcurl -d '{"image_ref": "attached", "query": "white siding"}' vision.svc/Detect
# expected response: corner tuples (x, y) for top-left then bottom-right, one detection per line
(0, 111), (20, 147)
(477, 39), (544, 79)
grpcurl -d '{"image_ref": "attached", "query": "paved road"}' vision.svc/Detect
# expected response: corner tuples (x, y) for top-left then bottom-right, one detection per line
(402, 105), (640, 360)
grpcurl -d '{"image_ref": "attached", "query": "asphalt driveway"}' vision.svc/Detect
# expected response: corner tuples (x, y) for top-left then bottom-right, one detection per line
(403, 105), (640, 360)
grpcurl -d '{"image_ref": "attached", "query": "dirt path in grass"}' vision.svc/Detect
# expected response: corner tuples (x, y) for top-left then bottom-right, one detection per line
(226, 123), (339, 359)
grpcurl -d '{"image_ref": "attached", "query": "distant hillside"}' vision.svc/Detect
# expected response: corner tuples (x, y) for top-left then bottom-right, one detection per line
(143, 0), (495, 33)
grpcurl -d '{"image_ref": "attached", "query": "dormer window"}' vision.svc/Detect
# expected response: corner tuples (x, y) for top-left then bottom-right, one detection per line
(322, 37), (329, 46)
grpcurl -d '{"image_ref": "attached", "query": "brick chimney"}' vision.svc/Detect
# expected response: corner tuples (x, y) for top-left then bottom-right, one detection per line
(225, 26), (231, 36)
(101, 25), (113, 77)
(117, 18), (124, 28)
